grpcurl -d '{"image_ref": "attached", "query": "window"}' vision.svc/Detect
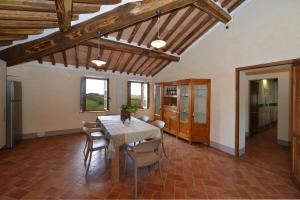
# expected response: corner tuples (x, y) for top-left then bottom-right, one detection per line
(128, 81), (149, 109)
(80, 77), (109, 112)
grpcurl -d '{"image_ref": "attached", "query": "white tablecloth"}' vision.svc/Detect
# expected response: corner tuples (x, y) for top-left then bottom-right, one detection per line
(97, 115), (161, 156)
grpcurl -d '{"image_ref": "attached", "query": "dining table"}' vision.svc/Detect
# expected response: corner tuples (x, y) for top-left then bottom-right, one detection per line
(97, 115), (161, 183)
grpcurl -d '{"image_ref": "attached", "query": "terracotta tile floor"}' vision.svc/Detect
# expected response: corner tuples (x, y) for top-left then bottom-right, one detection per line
(240, 126), (291, 177)
(0, 131), (299, 199)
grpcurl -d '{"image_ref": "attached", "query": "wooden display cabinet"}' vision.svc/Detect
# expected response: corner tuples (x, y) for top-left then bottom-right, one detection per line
(154, 83), (163, 120)
(161, 82), (178, 136)
(154, 79), (211, 144)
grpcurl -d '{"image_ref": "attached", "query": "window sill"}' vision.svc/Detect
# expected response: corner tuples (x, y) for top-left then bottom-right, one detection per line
(80, 110), (110, 113)
(137, 108), (149, 111)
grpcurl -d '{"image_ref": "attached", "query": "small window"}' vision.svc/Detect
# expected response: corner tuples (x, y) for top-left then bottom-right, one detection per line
(128, 81), (149, 109)
(80, 77), (109, 112)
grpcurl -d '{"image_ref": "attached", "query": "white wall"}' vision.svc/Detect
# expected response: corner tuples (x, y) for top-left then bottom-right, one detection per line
(0, 60), (6, 148)
(239, 66), (291, 151)
(154, 0), (300, 154)
(7, 62), (154, 136)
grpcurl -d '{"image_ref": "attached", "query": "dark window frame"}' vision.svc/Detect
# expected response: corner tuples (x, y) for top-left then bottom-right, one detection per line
(80, 77), (109, 112)
(127, 81), (150, 109)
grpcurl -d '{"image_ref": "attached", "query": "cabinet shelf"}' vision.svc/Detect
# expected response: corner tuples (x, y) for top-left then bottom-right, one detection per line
(164, 95), (177, 98)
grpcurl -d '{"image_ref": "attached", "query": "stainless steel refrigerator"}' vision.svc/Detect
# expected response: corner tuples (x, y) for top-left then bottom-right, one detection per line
(6, 81), (22, 148)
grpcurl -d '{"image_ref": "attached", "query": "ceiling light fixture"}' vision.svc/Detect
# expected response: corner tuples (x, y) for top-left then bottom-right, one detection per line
(91, 31), (106, 67)
(151, 10), (166, 49)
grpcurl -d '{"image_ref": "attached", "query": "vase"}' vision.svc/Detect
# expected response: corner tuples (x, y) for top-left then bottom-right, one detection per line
(121, 111), (131, 124)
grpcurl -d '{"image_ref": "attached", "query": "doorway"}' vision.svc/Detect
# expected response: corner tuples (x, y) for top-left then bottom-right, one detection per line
(236, 60), (295, 177)
(243, 78), (290, 174)
(235, 58), (300, 189)
(249, 79), (278, 136)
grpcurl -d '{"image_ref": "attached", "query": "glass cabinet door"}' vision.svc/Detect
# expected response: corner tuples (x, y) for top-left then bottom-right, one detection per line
(180, 85), (189, 122)
(155, 85), (161, 115)
(194, 84), (207, 124)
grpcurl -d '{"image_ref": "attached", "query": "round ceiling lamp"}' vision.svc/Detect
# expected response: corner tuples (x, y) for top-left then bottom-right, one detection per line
(91, 31), (106, 67)
(151, 10), (166, 49)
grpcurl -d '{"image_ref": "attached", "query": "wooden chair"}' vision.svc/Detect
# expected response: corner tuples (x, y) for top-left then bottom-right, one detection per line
(153, 120), (168, 160)
(124, 138), (163, 198)
(82, 121), (105, 156)
(82, 125), (109, 176)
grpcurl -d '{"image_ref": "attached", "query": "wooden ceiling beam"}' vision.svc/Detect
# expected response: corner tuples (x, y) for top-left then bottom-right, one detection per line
(178, 18), (216, 54)
(0, 20), (58, 29)
(221, 0), (232, 8)
(120, 54), (134, 73)
(0, 0), (199, 67)
(0, 0), (100, 14)
(103, 51), (113, 71)
(175, 0), (238, 54)
(147, 10), (179, 48)
(177, 0), (234, 54)
(128, 23), (141, 43)
(50, 54), (56, 65)
(127, 55), (143, 74)
(171, 15), (211, 53)
(75, 45), (79, 68)
(163, 10), (204, 50)
(146, 59), (165, 76)
(0, 41), (13, 46)
(0, 35), (27, 41)
(83, 38), (180, 61)
(37, 58), (43, 64)
(193, 0), (231, 23)
(71, 0), (121, 4)
(140, 58), (156, 76)
(228, 0), (245, 13)
(138, 18), (156, 46)
(161, 7), (195, 44)
(112, 52), (124, 72)
(151, 60), (171, 76)
(85, 46), (92, 69)
(116, 30), (123, 41)
(55, 0), (73, 32)
(0, 29), (43, 35)
(62, 51), (68, 67)
(0, 10), (78, 22)
(134, 57), (150, 75)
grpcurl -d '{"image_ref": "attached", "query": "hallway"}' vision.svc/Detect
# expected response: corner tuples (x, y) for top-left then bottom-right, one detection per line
(240, 127), (291, 177)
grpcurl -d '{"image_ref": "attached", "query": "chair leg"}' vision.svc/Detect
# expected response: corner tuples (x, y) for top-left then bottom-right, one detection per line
(158, 161), (163, 184)
(162, 142), (169, 161)
(84, 146), (89, 166)
(124, 152), (128, 174)
(86, 150), (92, 176)
(134, 165), (137, 199)
(83, 140), (87, 156)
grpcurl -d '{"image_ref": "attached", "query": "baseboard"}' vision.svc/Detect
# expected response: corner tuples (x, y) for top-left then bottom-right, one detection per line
(22, 128), (82, 140)
(239, 147), (245, 156)
(245, 132), (249, 137)
(210, 141), (235, 155)
(277, 139), (290, 147)
(22, 132), (38, 139)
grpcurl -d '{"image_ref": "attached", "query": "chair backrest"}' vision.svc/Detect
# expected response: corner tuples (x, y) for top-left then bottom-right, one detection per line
(82, 121), (100, 128)
(139, 115), (150, 122)
(82, 126), (93, 140)
(153, 120), (165, 129)
(134, 138), (161, 153)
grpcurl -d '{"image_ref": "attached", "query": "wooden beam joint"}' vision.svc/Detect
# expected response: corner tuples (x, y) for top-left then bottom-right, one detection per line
(193, 0), (231, 24)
